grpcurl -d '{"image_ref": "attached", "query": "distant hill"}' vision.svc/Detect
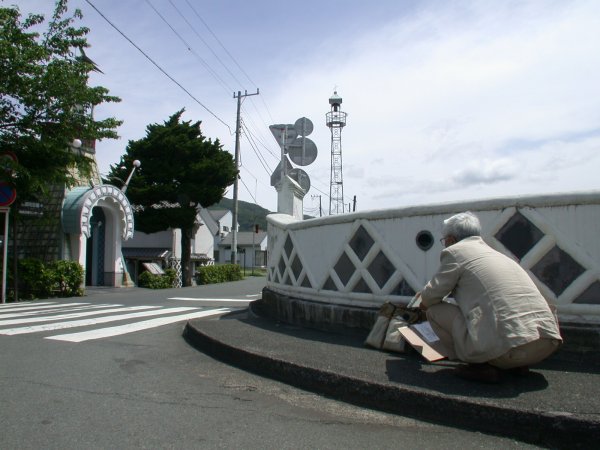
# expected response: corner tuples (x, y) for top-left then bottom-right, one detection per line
(208, 198), (272, 232)
(207, 198), (315, 231)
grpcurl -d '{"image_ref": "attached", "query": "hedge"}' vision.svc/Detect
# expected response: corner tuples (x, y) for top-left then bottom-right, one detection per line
(138, 269), (177, 289)
(195, 264), (242, 285)
(16, 258), (84, 299)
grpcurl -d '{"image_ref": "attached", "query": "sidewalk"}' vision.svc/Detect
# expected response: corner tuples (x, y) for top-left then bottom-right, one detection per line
(184, 305), (600, 449)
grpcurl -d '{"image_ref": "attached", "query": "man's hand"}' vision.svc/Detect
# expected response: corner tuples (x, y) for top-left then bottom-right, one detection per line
(414, 292), (428, 311)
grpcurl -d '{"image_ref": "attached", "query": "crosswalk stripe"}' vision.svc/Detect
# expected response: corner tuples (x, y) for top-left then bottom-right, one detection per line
(0, 306), (201, 336)
(0, 305), (161, 327)
(168, 297), (251, 303)
(0, 301), (57, 308)
(0, 302), (88, 313)
(46, 308), (231, 342)
(0, 304), (119, 319)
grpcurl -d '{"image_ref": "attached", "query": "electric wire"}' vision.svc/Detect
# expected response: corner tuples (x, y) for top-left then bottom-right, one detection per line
(144, 0), (233, 95)
(183, 0), (257, 89)
(83, 0), (232, 133)
(240, 107), (280, 160)
(241, 121), (273, 176)
(181, 0), (277, 125)
(239, 175), (258, 204)
(169, 0), (247, 91)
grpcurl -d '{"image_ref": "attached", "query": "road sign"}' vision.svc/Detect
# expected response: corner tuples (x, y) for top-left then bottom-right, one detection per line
(269, 124), (297, 147)
(0, 183), (16, 207)
(270, 156), (294, 186)
(289, 168), (311, 193)
(287, 137), (318, 166)
(294, 117), (313, 136)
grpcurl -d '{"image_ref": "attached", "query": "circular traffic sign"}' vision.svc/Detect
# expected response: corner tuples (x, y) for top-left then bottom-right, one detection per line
(289, 168), (311, 193)
(0, 182), (16, 207)
(294, 117), (314, 136)
(287, 137), (318, 166)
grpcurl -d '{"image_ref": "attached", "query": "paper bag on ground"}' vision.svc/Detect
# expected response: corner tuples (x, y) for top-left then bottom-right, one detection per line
(399, 321), (449, 362)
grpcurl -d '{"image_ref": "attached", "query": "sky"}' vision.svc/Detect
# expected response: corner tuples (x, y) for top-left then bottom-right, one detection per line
(10, 0), (600, 215)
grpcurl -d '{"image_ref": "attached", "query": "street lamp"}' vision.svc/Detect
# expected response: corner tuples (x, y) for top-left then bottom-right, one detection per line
(122, 160), (141, 193)
(72, 138), (82, 149)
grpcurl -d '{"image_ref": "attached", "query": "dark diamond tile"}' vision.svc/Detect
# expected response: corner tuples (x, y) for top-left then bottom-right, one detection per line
(368, 251), (396, 289)
(283, 273), (292, 286)
(334, 251), (356, 286)
(531, 246), (585, 296)
(290, 255), (303, 280)
(284, 235), (294, 258)
(301, 275), (312, 288)
(390, 279), (416, 296)
(352, 277), (372, 293)
(349, 225), (374, 261)
(573, 281), (600, 304)
(278, 257), (286, 280)
(495, 211), (544, 260)
(323, 276), (337, 291)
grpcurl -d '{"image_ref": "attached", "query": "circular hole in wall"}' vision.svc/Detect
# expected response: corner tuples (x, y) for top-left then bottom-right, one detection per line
(416, 230), (434, 251)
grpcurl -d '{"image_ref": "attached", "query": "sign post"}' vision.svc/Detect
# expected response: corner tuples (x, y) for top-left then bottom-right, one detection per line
(1, 207), (10, 303)
(0, 152), (17, 303)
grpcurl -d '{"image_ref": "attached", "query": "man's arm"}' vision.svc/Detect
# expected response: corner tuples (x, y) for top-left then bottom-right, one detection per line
(420, 249), (461, 308)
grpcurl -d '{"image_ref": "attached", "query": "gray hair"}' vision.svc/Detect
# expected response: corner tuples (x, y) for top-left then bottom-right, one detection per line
(442, 211), (481, 241)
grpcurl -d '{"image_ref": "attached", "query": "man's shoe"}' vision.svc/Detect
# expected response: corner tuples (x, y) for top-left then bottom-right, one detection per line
(453, 363), (502, 384)
(509, 366), (530, 376)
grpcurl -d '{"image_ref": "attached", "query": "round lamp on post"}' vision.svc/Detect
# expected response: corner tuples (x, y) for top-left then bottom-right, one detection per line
(122, 160), (141, 193)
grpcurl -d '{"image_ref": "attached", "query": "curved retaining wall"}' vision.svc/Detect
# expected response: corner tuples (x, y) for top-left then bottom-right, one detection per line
(264, 191), (600, 336)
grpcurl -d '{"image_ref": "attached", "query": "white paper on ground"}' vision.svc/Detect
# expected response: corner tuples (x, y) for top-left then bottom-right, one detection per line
(411, 321), (440, 343)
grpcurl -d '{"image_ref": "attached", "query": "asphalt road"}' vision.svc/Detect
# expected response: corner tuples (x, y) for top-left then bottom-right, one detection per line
(0, 277), (537, 449)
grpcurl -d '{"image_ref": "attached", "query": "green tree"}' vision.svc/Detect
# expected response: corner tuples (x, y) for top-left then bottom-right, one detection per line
(109, 110), (237, 287)
(0, 0), (121, 201)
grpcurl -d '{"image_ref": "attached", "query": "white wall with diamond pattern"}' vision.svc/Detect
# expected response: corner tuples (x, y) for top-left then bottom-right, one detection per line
(266, 191), (600, 323)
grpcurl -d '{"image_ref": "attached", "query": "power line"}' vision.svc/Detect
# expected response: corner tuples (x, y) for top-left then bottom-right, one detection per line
(169, 0), (246, 91)
(84, 0), (232, 133)
(241, 121), (272, 176)
(144, 0), (233, 95)
(239, 175), (258, 204)
(240, 106), (280, 160)
(183, 0), (257, 89)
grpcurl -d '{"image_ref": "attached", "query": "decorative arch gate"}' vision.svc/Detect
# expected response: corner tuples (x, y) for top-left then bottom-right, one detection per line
(62, 185), (134, 287)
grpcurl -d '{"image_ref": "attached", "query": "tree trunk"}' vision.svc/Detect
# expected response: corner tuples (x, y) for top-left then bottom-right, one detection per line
(180, 227), (193, 287)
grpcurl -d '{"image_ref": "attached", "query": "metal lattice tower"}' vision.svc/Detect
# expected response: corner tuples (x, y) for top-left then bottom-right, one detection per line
(326, 91), (347, 215)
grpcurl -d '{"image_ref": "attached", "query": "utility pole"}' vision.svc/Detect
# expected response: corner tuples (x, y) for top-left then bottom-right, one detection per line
(353, 195), (357, 212)
(231, 89), (259, 265)
(311, 194), (322, 217)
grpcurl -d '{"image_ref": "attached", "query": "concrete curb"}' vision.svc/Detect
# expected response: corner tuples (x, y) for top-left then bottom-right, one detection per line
(183, 321), (600, 449)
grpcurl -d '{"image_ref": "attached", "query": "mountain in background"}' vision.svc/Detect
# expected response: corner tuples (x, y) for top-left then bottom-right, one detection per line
(208, 197), (315, 232)
(208, 198), (272, 232)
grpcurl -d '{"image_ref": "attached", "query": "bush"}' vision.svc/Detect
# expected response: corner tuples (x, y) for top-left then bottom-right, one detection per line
(17, 258), (84, 299)
(195, 264), (242, 285)
(138, 268), (177, 289)
(47, 260), (85, 297)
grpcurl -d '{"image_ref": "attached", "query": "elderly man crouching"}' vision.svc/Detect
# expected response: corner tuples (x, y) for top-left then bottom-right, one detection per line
(417, 211), (562, 383)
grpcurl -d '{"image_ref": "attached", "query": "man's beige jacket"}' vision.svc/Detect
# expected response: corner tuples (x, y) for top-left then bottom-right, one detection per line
(420, 236), (562, 362)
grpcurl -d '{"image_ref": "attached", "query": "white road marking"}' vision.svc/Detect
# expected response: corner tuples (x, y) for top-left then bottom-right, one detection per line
(0, 301), (57, 308)
(0, 304), (119, 319)
(0, 302), (88, 313)
(46, 308), (231, 342)
(0, 306), (200, 335)
(0, 305), (160, 326)
(168, 297), (251, 303)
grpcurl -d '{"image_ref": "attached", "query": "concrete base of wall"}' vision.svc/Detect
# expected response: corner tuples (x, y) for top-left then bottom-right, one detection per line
(257, 288), (600, 355)
(256, 288), (377, 336)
